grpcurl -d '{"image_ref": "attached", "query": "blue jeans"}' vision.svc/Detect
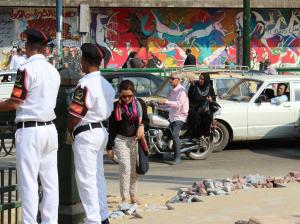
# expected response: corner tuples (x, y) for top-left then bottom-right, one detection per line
(170, 121), (184, 160)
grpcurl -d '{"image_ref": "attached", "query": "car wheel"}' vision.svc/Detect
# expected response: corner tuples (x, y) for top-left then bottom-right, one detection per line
(213, 121), (229, 152)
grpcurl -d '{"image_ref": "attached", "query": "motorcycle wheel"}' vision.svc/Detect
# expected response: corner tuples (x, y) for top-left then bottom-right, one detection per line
(185, 136), (213, 160)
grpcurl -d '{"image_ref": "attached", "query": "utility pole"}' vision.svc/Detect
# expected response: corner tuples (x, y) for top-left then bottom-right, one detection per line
(56, 0), (63, 58)
(243, 0), (251, 68)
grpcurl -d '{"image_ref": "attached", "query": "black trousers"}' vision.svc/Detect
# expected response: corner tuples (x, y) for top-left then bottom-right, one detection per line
(188, 108), (212, 138)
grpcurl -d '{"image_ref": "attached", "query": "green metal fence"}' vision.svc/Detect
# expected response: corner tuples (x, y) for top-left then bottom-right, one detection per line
(277, 67), (300, 74)
(0, 166), (20, 224)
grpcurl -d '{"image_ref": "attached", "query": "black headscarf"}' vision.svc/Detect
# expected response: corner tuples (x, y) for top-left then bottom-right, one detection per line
(198, 74), (210, 96)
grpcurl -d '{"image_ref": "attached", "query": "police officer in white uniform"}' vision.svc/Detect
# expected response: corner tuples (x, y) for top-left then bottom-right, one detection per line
(0, 29), (60, 224)
(68, 43), (115, 224)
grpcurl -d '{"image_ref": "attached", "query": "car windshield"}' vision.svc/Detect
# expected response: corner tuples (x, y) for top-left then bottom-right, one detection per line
(221, 78), (263, 102)
(155, 78), (190, 98)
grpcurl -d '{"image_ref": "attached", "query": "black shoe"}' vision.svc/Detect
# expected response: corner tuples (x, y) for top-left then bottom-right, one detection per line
(102, 218), (110, 224)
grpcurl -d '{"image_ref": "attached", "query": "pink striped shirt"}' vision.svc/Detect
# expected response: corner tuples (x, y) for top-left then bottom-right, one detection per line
(162, 84), (189, 123)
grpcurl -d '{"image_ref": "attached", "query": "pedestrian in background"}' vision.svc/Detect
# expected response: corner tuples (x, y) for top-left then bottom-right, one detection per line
(184, 48), (196, 66)
(129, 52), (146, 68)
(9, 47), (27, 70)
(0, 29), (60, 223)
(68, 43), (115, 224)
(264, 59), (278, 75)
(106, 80), (149, 204)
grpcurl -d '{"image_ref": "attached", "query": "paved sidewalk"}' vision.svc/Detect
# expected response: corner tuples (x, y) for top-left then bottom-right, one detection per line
(111, 183), (300, 224)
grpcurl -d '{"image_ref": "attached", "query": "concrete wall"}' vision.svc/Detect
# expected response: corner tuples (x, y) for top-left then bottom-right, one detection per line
(1, 0), (300, 8)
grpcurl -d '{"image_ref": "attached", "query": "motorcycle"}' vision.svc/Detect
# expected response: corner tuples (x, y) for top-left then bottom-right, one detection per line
(146, 103), (214, 160)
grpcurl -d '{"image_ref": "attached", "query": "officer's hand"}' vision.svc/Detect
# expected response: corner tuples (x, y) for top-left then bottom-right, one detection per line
(106, 150), (114, 160)
(136, 125), (145, 139)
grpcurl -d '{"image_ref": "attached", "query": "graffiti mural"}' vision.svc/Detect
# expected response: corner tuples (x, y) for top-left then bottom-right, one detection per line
(1, 8), (300, 69)
(90, 8), (300, 69)
(0, 8), (79, 70)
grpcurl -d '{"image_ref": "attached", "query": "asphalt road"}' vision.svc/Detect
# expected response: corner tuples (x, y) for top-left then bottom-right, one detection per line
(104, 140), (300, 194)
(1, 140), (300, 194)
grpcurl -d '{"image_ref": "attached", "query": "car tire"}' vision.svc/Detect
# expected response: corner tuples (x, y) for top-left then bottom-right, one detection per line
(213, 121), (229, 152)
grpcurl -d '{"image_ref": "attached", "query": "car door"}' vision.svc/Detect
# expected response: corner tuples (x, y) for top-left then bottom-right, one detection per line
(247, 82), (294, 139)
(291, 81), (300, 137)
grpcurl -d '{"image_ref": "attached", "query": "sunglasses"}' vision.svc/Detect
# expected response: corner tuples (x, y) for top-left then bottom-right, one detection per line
(121, 95), (133, 99)
(170, 77), (178, 80)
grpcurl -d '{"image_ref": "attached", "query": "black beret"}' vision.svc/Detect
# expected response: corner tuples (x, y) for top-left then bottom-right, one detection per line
(24, 29), (52, 44)
(81, 43), (103, 62)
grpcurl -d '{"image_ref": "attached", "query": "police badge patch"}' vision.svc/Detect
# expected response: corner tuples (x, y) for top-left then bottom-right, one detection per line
(11, 69), (28, 101)
(69, 86), (88, 118)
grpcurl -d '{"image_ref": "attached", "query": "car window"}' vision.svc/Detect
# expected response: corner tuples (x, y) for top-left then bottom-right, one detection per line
(260, 83), (290, 102)
(294, 82), (300, 101)
(215, 78), (239, 96)
(124, 77), (151, 97)
(222, 79), (263, 102)
(155, 78), (172, 98)
(150, 80), (159, 95)
(105, 77), (119, 93)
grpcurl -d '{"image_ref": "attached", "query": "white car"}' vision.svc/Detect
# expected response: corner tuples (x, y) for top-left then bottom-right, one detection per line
(214, 75), (300, 152)
(0, 70), (16, 100)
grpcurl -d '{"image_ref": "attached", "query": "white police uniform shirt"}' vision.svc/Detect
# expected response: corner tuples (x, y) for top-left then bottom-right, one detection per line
(11, 54), (61, 122)
(69, 71), (115, 126)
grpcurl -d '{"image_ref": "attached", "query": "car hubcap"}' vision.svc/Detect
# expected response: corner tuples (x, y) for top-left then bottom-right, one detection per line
(213, 127), (223, 147)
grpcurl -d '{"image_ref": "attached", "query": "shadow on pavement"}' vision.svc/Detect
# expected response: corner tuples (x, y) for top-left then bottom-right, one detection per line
(105, 172), (198, 185)
(229, 140), (300, 160)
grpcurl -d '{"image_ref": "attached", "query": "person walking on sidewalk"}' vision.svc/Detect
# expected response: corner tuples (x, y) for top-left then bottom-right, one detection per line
(157, 72), (189, 165)
(184, 49), (196, 66)
(68, 43), (115, 224)
(106, 80), (149, 204)
(0, 29), (60, 224)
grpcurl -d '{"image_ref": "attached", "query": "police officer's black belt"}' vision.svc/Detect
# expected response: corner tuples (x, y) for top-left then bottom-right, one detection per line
(73, 123), (102, 138)
(17, 121), (53, 129)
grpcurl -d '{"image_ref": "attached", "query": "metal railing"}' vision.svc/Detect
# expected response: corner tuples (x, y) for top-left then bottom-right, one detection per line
(0, 125), (16, 158)
(277, 67), (300, 74)
(100, 65), (250, 78)
(0, 166), (20, 224)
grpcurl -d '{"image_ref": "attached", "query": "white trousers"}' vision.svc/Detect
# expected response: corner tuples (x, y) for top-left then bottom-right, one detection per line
(73, 127), (110, 224)
(15, 124), (59, 224)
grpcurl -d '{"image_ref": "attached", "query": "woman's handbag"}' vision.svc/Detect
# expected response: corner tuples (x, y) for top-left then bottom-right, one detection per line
(136, 140), (149, 175)
(209, 101), (221, 113)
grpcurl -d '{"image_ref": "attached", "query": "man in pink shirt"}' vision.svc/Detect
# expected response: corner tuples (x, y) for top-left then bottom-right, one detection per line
(158, 72), (189, 165)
